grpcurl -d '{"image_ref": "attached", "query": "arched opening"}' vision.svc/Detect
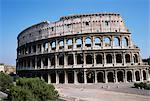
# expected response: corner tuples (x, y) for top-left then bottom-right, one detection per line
(96, 54), (102, 64)
(51, 41), (56, 50)
(67, 71), (74, 83)
(77, 71), (84, 83)
(127, 71), (132, 82)
(104, 37), (111, 47)
(135, 71), (140, 81)
(42, 74), (48, 83)
(114, 37), (120, 46)
(51, 73), (56, 83)
(97, 72), (104, 83)
(106, 54), (112, 63)
(59, 72), (65, 84)
(122, 37), (128, 46)
(125, 54), (130, 63)
(59, 54), (64, 65)
(116, 54), (122, 63)
(68, 54), (74, 65)
(87, 71), (95, 83)
(51, 55), (55, 66)
(43, 42), (48, 52)
(107, 72), (114, 82)
(77, 54), (83, 64)
(86, 54), (93, 64)
(76, 38), (82, 48)
(43, 58), (48, 67)
(94, 37), (101, 47)
(59, 40), (64, 49)
(67, 39), (73, 49)
(143, 70), (146, 80)
(117, 71), (124, 82)
(133, 54), (138, 63)
(85, 37), (91, 47)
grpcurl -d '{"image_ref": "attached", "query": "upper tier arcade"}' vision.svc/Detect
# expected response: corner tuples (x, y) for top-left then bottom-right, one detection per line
(18, 13), (129, 47)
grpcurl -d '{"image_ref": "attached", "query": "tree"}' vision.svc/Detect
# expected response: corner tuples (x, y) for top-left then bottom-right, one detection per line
(0, 72), (13, 93)
(7, 77), (59, 101)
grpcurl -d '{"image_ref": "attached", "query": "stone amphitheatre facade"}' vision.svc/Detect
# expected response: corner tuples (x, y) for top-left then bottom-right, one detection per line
(17, 13), (149, 84)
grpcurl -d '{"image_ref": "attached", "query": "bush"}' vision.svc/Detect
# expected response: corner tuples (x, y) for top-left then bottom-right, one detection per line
(0, 72), (13, 93)
(134, 82), (150, 90)
(7, 77), (59, 101)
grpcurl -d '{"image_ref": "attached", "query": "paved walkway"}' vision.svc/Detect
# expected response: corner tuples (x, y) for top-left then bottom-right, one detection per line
(55, 83), (150, 101)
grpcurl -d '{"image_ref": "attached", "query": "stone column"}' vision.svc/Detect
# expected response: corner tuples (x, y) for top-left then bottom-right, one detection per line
(133, 69), (136, 82)
(64, 71), (68, 84)
(48, 42), (51, 52)
(30, 59), (32, 69)
(146, 70), (150, 81)
(84, 69), (87, 84)
(74, 70), (78, 84)
(140, 70), (143, 82)
(95, 71), (97, 83)
(64, 53), (67, 67)
(48, 73), (51, 84)
(83, 53), (86, 66)
(48, 57), (51, 69)
(56, 71), (59, 84)
(113, 52), (116, 65)
(115, 70), (118, 83)
(93, 53), (96, 66)
(103, 53), (106, 66)
(41, 44), (44, 53)
(101, 36), (104, 49)
(73, 37), (76, 49)
(105, 71), (108, 83)
(111, 37), (113, 48)
(124, 70), (127, 83)
(73, 53), (77, 67)
(64, 38), (67, 50)
(56, 39), (58, 51)
(82, 37), (85, 49)
(35, 57), (37, 69)
(92, 36), (94, 49)
(41, 58), (43, 69)
(55, 54), (58, 68)
(123, 52), (126, 66)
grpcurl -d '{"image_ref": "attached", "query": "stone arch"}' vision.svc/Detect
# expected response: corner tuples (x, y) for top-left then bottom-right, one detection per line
(68, 54), (74, 65)
(114, 37), (120, 46)
(122, 37), (128, 46)
(77, 71), (84, 83)
(97, 72), (104, 83)
(59, 40), (64, 49)
(104, 37), (111, 47)
(116, 54), (122, 63)
(51, 41), (56, 50)
(107, 72), (114, 82)
(85, 37), (92, 47)
(125, 54), (130, 63)
(77, 54), (83, 64)
(96, 54), (102, 64)
(117, 71), (124, 82)
(127, 71), (132, 82)
(67, 39), (73, 49)
(86, 71), (95, 83)
(133, 54), (138, 63)
(106, 54), (112, 63)
(76, 38), (82, 48)
(94, 37), (101, 47)
(135, 71), (140, 81)
(86, 54), (93, 64)
(143, 70), (147, 80)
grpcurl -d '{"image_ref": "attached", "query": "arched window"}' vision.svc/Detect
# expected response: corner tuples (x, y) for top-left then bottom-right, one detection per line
(51, 41), (56, 50)
(143, 70), (146, 80)
(116, 54), (122, 63)
(127, 71), (132, 82)
(122, 37), (128, 46)
(117, 71), (123, 82)
(59, 40), (64, 49)
(86, 55), (93, 64)
(76, 38), (82, 48)
(96, 54), (102, 64)
(125, 54), (130, 63)
(77, 54), (83, 64)
(68, 54), (74, 65)
(104, 37), (111, 47)
(94, 37), (101, 47)
(67, 39), (73, 49)
(114, 37), (120, 46)
(135, 71), (140, 81)
(85, 37), (91, 47)
(106, 54), (112, 63)
(59, 54), (64, 65)
(133, 54), (138, 63)
(43, 42), (48, 52)
(107, 72), (114, 82)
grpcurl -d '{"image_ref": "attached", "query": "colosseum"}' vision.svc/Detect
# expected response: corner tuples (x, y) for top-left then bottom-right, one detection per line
(17, 13), (150, 84)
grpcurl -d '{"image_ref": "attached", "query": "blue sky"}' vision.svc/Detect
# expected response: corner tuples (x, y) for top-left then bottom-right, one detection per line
(0, 0), (149, 65)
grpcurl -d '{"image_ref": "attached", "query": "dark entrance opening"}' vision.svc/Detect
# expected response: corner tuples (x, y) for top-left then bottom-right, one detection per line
(117, 71), (123, 82)
(77, 71), (84, 83)
(97, 72), (104, 83)
(42, 74), (48, 83)
(127, 71), (132, 82)
(135, 71), (140, 81)
(68, 71), (74, 83)
(107, 72), (114, 82)
(87, 71), (95, 83)
(143, 70), (146, 80)
(51, 73), (56, 83)
(59, 72), (65, 83)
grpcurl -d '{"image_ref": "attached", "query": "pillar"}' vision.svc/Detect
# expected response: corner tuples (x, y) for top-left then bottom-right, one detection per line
(64, 71), (68, 84)
(73, 38), (76, 49)
(93, 53), (96, 66)
(56, 71), (59, 84)
(103, 53), (106, 66)
(64, 54), (67, 67)
(140, 70), (143, 82)
(41, 58), (43, 69)
(124, 70), (127, 83)
(30, 59), (32, 69)
(113, 52), (116, 65)
(105, 71), (108, 83)
(48, 42), (51, 52)
(82, 37), (85, 49)
(35, 57), (37, 69)
(95, 71), (97, 83)
(64, 38), (67, 50)
(115, 70), (118, 83)
(74, 70), (78, 84)
(83, 53), (86, 66)
(84, 69), (87, 84)
(48, 73), (51, 84)
(73, 53), (77, 67)
(55, 54), (58, 68)
(48, 57), (51, 69)
(123, 52), (126, 65)
(133, 69), (136, 82)
(41, 43), (44, 53)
